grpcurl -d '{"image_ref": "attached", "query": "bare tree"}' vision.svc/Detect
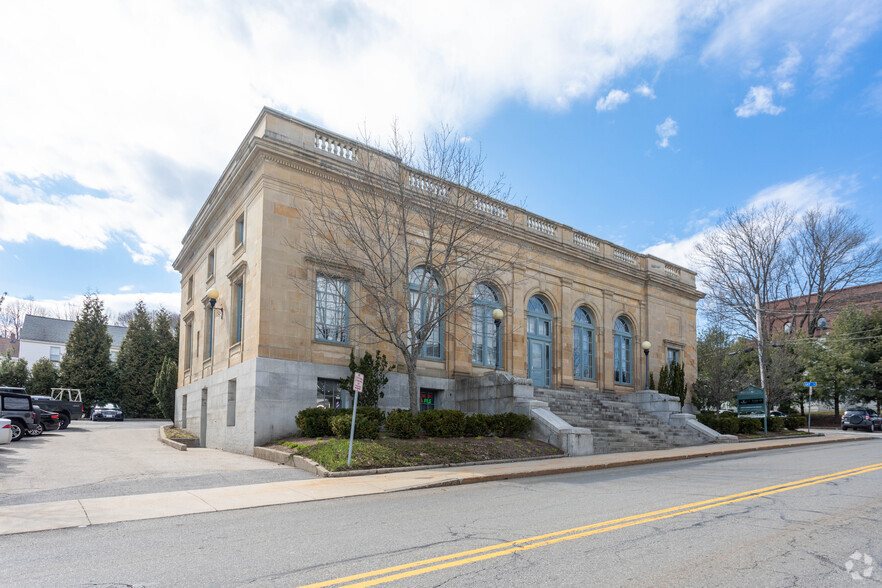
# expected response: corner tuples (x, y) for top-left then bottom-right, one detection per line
(299, 124), (521, 413)
(695, 202), (794, 337)
(784, 206), (882, 336)
(0, 297), (49, 339)
(53, 301), (81, 321)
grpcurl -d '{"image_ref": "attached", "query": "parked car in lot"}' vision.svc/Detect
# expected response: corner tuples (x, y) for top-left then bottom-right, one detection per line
(91, 403), (124, 421)
(0, 388), (38, 442)
(29, 391), (86, 429)
(841, 408), (882, 432)
(0, 418), (12, 444)
(28, 406), (62, 436)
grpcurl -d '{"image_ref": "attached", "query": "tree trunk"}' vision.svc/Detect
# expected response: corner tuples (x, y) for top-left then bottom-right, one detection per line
(406, 360), (419, 415)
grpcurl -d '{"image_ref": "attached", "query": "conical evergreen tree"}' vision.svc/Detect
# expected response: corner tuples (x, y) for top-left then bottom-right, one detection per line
(60, 294), (113, 408)
(152, 307), (178, 366)
(28, 358), (59, 396)
(152, 357), (177, 420)
(117, 300), (161, 418)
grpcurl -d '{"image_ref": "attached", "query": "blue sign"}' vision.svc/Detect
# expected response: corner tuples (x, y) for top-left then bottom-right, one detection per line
(803, 382), (817, 387)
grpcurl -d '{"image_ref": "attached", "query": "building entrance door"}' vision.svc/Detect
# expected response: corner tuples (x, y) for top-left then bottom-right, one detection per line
(527, 296), (552, 387)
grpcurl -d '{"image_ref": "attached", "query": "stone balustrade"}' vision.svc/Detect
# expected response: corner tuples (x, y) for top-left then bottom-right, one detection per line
(314, 132), (357, 161)
(527, 215), (555, 236)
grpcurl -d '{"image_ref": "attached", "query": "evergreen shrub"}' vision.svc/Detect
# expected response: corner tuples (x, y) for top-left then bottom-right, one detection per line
(419, 409), (466, 437)
(785, 416), (807, 430)
(492, 412), (532, 437)
(737, 418), (762, 434)
(329, 413), (380, 439)
(386, 409), (420, 439)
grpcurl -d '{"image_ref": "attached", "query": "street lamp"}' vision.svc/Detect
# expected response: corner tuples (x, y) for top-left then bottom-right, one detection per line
(492, 308), (504, 371)
(206, 287), (223, 319)
(641, 340), (651, 390)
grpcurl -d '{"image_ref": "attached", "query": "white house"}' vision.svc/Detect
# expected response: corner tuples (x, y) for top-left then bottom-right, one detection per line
(18, 315), (127, 366)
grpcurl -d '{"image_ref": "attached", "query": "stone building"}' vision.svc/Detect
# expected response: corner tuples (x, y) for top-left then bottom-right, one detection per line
(173, 108), (704, 454)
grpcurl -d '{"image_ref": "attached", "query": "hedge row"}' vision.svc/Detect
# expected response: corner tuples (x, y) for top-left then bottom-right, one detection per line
(697, 413), (807, 435)
(295, 407), (532, 439)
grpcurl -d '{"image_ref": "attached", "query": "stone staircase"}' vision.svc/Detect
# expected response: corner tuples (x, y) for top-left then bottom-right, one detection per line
(533, 388), (706, 454)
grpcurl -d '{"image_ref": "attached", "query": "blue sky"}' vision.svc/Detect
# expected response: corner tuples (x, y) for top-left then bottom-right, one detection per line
(1, 1), (881, 319)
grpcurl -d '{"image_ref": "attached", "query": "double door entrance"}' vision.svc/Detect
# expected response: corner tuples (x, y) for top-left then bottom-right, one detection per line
(527, 296), (552, 387)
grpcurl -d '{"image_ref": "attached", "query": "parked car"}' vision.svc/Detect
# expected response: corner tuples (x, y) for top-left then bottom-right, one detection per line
(91, 403), (124, 421)
(0, 418), (12, 445)
(28, 406), (62, 435)
(841, 409), (882, 432)
(30, 392), (86, 429)
(0, 387), (39, 441)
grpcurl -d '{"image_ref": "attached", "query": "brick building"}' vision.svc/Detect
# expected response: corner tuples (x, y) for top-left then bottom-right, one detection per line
(769, 281), (882, 337)
(173, 108), (704, 454)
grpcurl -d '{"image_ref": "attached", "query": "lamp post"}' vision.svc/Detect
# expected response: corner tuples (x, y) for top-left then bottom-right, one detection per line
(492, 308), (504, 371)
(641, 340), (651, 390)
(206, 288), (222, 319)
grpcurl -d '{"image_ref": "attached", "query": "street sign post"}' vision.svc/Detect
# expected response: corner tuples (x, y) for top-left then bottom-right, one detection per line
(803, 381), (816, 433)
(347, 372), (365, 467)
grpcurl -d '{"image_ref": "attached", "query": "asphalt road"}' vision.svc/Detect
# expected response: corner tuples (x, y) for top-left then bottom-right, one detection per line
(0, 419), (314, 506)
(2, 438), (879, 587)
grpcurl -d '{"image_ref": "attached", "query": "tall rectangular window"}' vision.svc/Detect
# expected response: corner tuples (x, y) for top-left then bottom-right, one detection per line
(184, 319), (193, 370)
(187, 275), (194, 303)
(667, 348), (680, 366)
(234, 213), (245, 247)
(205, 308), (214, 358)
(315, 275), (349, 343)
(207, 250), (215, 279)
(227, 379), (236, 426)
(50, 346), (62, 362)
(234, 279), (244, 344)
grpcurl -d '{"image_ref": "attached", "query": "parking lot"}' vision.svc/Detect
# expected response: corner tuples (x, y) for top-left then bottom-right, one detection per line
(0, 419), (314, 506)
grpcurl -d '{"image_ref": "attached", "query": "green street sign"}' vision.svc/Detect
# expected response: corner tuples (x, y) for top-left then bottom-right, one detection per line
(737, 385), (766, 414)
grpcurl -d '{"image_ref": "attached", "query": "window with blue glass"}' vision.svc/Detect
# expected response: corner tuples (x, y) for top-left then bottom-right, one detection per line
(409, 267), (443, 359)
(234, 279), (244, 344)
(573, 307), (594, 380)
(472, 283), (501, 367)
(315, 275), (349, 343)
(614, 316), (632, 384)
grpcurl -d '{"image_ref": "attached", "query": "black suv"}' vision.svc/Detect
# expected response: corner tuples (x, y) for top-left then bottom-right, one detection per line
(0, 387), (39, 441)
(841, 408), (882, 432)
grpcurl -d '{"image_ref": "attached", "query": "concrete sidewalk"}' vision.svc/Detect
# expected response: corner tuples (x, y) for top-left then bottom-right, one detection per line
(0, 434), (868, 536)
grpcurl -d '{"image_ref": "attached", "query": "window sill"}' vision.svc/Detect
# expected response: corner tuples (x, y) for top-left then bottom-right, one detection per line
(233, 242), (245, 259)
(314, 339), (352, 347)
(418, 356), (445, 363)
(206, 274), (215, 286)
(574, 376), (596, 382)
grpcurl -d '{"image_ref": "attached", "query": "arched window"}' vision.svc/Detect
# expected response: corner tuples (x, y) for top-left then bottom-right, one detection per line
(409, 267), (443, 359)
(472, 283), (501, 367)
(527, 295), (553, 387)
(818, 317), (828, 329)
(573, 307), (594, 380)
(613, 316), (632, 384)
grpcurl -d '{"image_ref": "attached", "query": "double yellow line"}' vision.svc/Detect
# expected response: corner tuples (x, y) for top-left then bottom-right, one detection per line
(299, 463), (882, 588)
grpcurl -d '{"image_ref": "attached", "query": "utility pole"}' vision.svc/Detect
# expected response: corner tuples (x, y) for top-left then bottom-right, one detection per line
(755, 292), (768, 434)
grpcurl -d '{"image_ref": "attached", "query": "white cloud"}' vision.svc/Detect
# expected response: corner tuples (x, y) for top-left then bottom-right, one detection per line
(703, 0), (882, 84)
(655, 116), (678, 148)
(118, 285), (134, 293)
(0, 1), (878, 273)
(774, 44), (801, 95)
(634, 83), (656, 99)
(595, 89), (630, 112)
(459, 136), (473, 143)
(643, 174), (856, 271)
(735, 86), (784, 117)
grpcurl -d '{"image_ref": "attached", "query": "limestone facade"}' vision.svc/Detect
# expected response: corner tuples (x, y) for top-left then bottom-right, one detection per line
(173, 107), (704, 454)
